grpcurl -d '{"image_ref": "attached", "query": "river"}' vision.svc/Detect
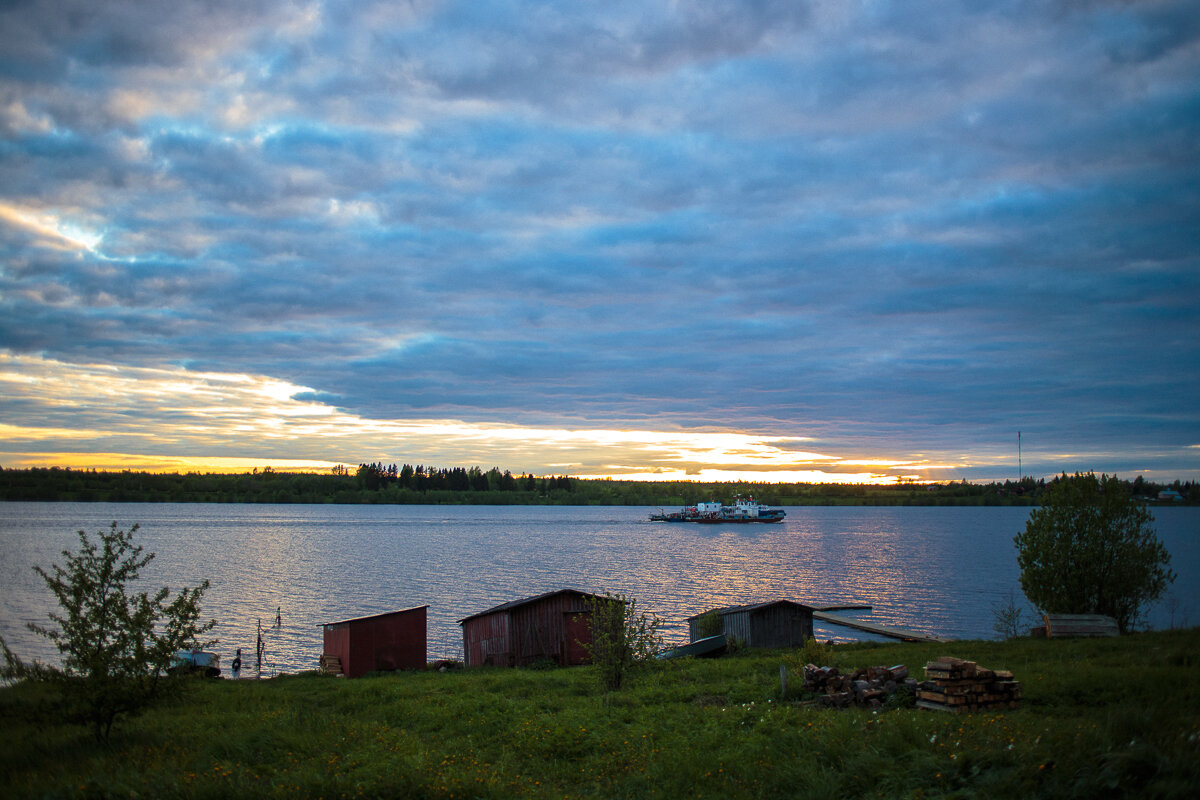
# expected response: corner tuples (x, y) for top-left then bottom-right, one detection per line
(1, 503), (1196, 675)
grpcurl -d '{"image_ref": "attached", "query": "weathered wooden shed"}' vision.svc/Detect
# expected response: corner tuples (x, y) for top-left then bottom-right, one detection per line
(321, 605), (427, 678)
(459, 589), (606, 667)
(687, 600), (814, 648)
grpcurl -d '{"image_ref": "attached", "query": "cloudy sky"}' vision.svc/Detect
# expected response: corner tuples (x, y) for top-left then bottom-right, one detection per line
(1, 0), (1198, 484)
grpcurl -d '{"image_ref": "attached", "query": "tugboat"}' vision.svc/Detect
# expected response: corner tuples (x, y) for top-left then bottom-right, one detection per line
(650, 495), (785, 523)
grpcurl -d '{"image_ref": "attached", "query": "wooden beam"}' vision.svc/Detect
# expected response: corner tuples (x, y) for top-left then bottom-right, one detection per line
(813, 611), (947, 643)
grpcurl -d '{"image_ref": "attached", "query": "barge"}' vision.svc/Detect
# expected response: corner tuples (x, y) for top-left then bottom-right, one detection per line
(650, 495), (786, 523)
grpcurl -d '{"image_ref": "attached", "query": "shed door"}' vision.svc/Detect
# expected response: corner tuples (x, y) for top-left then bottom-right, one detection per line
(564, 611), (592, 665)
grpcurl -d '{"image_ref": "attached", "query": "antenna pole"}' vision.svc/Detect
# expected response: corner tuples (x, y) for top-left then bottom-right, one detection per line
(1018, 431), (1022, 481)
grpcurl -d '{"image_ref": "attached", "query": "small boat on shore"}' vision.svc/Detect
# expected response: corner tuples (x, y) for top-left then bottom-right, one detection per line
(656, 634), (728, 659)
(169, 649), (221, 678)
(650, 495), (786, 523)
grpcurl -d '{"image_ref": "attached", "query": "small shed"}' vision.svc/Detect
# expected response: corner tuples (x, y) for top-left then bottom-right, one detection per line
(459, 589), (608, 667)
(322, 605), (427, 678)
(686, 600), (814, 648)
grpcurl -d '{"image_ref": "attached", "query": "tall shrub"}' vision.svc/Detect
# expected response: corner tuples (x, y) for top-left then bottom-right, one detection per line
(0, 522), (216, 740)
(584, 592), (662, 692)
(1015, 473), (1175, 633)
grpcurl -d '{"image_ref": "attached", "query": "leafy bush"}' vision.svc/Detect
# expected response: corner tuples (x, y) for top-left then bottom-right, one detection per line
(694, 611), (723, 638)
(583, 592), (663, 692)
(0, 522), (216, 740)
(1015, 472), (1175, 633)
(795, 637), (838, 667)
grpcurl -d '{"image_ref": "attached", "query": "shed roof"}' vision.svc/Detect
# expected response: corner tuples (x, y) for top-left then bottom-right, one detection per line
(685, 599), (813, 621)
(322, 605), (428, 628)
(458, 589), (610, 625)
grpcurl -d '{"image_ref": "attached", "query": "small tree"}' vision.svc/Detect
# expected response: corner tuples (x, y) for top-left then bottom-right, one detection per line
(0, 522), (216, 740)
(584, 592), (663, 693)
(991, 589), (1029, 640)
(1015, 473), (1175, 633)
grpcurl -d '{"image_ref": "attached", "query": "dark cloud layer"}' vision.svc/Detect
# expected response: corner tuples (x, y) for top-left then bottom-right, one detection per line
(1, 0), (1198, 480)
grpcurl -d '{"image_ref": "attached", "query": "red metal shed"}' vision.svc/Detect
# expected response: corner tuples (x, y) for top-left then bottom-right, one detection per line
(459, 589), (606, 667)
(322, 605), (427, 678)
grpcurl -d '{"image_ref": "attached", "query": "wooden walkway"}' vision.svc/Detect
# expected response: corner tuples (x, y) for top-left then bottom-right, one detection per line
(813, 610), (948, 643)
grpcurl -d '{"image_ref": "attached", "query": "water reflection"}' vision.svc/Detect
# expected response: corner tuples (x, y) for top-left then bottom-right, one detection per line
(1, 503), (1196, 674)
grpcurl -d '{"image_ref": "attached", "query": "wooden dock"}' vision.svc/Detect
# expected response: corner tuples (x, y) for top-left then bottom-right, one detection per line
(813, 610), (948, 643)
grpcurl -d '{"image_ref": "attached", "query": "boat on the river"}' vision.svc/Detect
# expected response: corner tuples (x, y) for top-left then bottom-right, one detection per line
(649, 495), (786, 523)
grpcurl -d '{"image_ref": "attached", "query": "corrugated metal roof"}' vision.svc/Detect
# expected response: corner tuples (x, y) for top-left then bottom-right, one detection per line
(458, 589), (610, 625)
(322, 605), (428, 628)
(685, 599), (813, 621)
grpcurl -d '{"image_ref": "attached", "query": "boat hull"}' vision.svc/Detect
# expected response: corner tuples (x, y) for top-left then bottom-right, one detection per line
(657, 634), (728, 659)
(649, 496), (786, 524)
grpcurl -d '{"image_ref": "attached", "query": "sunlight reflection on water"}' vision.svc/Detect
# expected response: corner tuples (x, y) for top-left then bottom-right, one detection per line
(1, 503), (1196, 675)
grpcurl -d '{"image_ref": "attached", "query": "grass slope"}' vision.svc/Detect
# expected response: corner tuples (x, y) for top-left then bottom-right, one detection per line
(2, 630), (1198, 799)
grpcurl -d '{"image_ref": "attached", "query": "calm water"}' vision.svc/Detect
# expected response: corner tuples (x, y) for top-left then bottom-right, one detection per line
(1, 503), (1196, 675)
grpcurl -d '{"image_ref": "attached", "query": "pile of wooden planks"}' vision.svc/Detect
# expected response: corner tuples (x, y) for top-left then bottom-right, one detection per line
(802, 663), (918, 708)
(917, 657), (1020, 713)
(1043, 613), (1119, 638)
(319, 654), (343, 675)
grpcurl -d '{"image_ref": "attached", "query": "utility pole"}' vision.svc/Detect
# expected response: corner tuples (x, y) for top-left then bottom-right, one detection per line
(1018, 431), (1022, 481)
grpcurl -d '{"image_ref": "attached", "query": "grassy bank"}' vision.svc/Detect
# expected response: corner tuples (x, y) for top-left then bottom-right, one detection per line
(2, 629), (1198, 798)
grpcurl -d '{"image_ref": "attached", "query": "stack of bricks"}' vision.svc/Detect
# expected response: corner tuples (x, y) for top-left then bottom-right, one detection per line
(916, 657), (1020, 713)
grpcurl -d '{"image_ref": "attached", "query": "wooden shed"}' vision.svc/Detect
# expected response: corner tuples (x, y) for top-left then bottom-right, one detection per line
(321, 605), (427, 678)
(459, 589), (608, 667)
(686, 600), (814, 649)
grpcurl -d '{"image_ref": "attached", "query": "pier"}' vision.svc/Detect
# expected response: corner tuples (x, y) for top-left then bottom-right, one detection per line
(813, 610), (948, 643)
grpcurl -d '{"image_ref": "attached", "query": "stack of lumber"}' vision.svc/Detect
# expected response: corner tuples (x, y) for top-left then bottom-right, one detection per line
(802, 663), (917, 708)
(917, 657), (1020, 713)
(1044, 614), (1119, 637)
(319, 654), (343, 675)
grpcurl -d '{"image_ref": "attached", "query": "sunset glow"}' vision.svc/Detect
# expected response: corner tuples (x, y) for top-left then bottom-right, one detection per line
(0, 355), (947, 483)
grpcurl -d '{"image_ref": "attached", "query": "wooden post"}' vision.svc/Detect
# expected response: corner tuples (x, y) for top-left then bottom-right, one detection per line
(780, 663), (788, 698)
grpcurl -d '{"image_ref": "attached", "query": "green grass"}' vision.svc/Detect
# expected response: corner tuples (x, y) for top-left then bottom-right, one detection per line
(3, 629), (1199, 798)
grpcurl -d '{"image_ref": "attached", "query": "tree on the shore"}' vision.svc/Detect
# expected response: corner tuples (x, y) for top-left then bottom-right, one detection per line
(1015, 472), (1175, 633)
(0, 522), (216, 740)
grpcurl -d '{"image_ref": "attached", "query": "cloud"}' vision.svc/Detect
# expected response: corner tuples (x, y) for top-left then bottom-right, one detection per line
(0, 1), (1198, 481)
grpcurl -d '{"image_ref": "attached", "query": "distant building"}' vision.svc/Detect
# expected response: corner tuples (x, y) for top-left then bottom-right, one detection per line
(459, 589), (608, 667)
(322, 606), (427, 678)
(1158, 489), (1184, 502)
(686, 600), (814, 649)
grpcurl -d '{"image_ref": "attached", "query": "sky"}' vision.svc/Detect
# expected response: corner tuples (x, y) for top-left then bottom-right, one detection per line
(1, 0), (1198, 485)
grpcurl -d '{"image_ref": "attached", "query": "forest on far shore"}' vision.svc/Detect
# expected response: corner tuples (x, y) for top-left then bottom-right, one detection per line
(1, 465), (1196, 507)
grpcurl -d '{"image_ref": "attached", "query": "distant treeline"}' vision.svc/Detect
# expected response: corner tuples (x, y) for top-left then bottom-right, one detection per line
(1, 467), (1195, 506)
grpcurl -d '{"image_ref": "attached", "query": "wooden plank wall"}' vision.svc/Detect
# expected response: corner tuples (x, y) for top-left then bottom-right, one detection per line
(462, 612), (512, 666)
(748, 605), (813, 647)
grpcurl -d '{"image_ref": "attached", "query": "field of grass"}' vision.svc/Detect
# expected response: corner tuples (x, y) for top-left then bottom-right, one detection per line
(2, 629), (1198, 799)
